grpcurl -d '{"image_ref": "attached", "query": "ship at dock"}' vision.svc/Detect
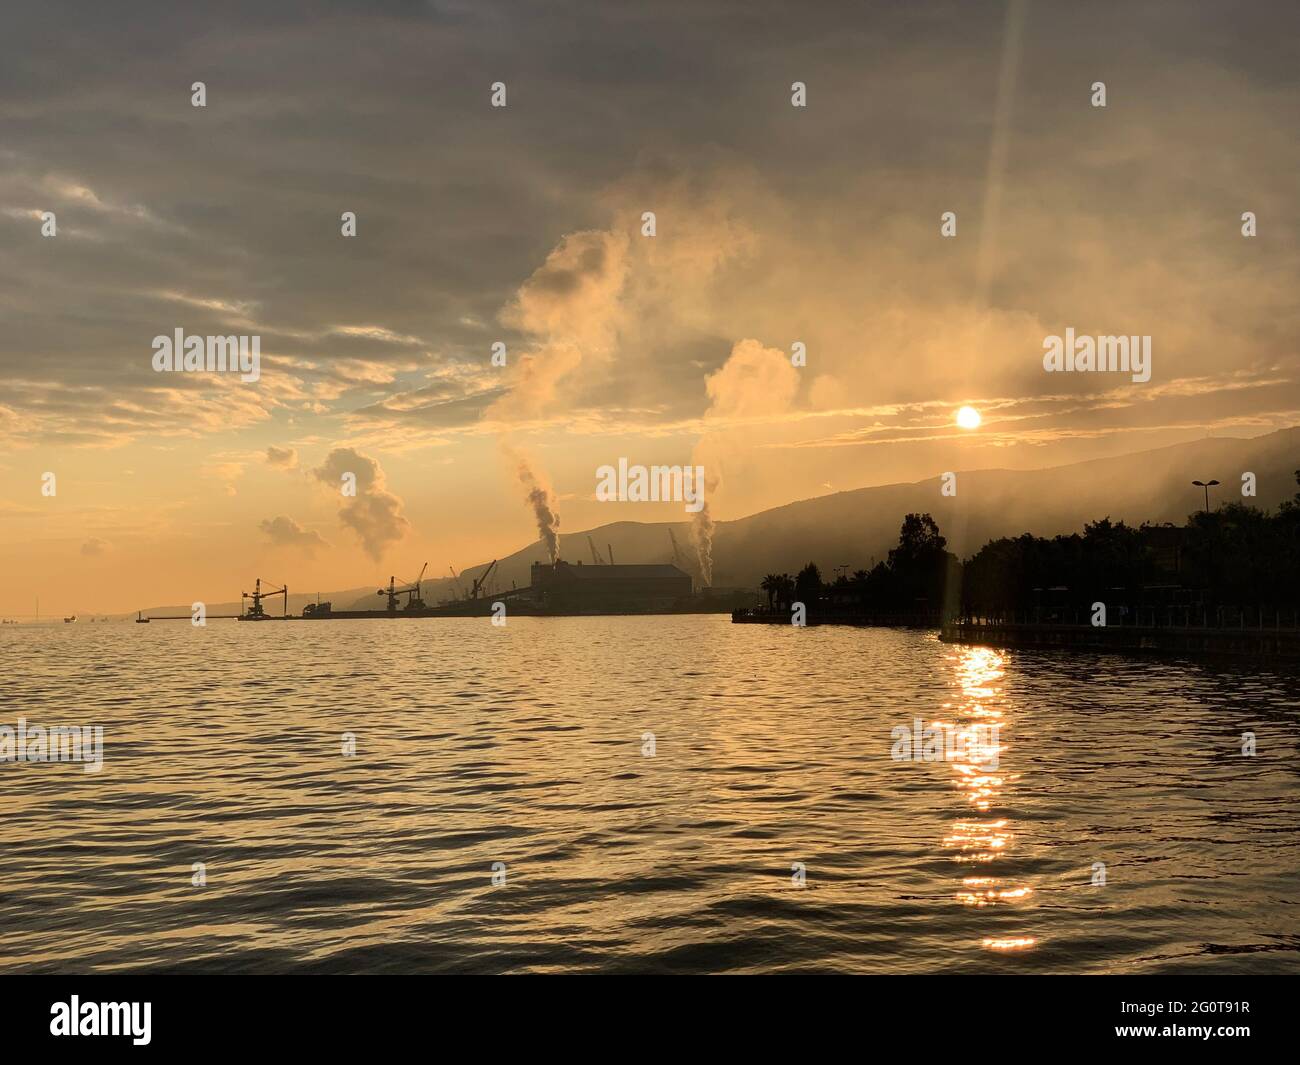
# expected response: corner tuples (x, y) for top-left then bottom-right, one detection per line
(297, 560), (500, 618)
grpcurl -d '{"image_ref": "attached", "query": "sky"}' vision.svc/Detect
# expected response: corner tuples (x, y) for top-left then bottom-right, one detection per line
(1, 0), (1297, 615)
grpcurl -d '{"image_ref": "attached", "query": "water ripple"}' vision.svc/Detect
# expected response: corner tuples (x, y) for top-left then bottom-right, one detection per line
(1, 617), (1297, 973)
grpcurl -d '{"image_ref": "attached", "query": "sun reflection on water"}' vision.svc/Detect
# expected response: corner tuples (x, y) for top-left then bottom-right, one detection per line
(942, 645), (1037, 951)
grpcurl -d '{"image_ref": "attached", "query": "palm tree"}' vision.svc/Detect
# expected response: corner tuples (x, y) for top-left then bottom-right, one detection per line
(777, 573), (796, 609)
(760, 573), (781, 611)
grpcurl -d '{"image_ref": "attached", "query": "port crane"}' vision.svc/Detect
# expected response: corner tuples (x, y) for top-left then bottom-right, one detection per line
(447, 565), (465, 600)
(378, 562), (428, 613)
(242, 578), (288, 619)
(587, 536), (606, 565)
(468, 559), (498, 600)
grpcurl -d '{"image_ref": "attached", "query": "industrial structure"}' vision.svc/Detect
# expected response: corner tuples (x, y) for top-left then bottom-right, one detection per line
(468, 560), (498, 601)
(240, 578), (288, 620)
(378, 562), (428, 613)
(139, 549), (716, 623)
(527, 559), (692, 613)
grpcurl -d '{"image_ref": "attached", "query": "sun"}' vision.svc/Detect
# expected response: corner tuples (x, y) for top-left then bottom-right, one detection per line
(956, 406), (982, 430)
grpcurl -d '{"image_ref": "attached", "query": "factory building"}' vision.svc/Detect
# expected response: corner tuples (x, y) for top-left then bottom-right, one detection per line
(529, 560), (693, 612)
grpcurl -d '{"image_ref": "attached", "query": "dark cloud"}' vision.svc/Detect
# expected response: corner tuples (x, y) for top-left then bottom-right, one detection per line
(265, 445), (298, 468)
(0, 1), (1296, 452)
(310, 447), (410, 559)
(259, 515), (328, 554)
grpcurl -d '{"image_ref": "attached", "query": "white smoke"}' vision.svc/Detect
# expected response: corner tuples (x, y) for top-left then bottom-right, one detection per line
(692, 338), (801, 587)
(689, 491), (716, 587)
(487, 228), (631, 544)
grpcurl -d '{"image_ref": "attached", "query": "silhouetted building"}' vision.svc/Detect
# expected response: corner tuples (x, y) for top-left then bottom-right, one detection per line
(529, 560), (692, 612)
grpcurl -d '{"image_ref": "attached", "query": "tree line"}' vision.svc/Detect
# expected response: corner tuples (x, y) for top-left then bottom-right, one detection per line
(756, 471), (1300, 620)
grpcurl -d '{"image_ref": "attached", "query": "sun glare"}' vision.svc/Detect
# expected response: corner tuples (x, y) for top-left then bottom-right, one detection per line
(956, 406), (982, 430)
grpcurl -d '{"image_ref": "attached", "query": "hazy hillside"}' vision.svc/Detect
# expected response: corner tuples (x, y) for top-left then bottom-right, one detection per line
(428, 427), (1300, 598)
(134, 427), (1300, 614)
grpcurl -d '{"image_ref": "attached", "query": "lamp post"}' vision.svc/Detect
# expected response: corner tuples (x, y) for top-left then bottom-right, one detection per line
(1192, 479), (1220, 513)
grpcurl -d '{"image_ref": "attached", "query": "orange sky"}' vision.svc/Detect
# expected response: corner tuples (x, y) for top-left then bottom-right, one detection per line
(2, 2), (1297, 615)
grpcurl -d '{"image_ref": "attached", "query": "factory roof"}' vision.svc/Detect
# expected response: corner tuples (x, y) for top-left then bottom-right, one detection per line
(534, 561), (690, 580)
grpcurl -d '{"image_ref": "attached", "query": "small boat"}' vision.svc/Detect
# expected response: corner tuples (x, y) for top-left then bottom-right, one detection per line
(63, 615), (77, 623)
(135, 611), (150, 624)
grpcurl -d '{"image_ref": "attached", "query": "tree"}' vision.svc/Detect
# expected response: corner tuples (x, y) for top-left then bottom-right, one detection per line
(885, 513), (957, 615)
(888, 513), (947, 570)
(760, 573), (781, 611)
(794, 563), (822, 606)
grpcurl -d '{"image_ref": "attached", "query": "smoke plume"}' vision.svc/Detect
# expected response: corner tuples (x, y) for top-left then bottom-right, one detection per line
(311, 447), (410, 561)
(259, 515), (328, 555)
(689, 496), (715, 587)
(691, 339), (801, 587)
(517, 459), (560, 563)
(486, 228), (631, 549)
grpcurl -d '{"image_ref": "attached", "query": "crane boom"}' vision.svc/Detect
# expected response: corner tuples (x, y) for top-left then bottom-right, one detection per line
(241, 577), (288, 619)
(378, 563), (428, 612)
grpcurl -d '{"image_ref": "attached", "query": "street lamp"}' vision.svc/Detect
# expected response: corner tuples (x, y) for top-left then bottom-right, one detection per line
(1192, 479), (1220, 513)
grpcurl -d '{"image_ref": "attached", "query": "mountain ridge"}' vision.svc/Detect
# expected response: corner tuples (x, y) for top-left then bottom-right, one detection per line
(131, 426), (1298, 615)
